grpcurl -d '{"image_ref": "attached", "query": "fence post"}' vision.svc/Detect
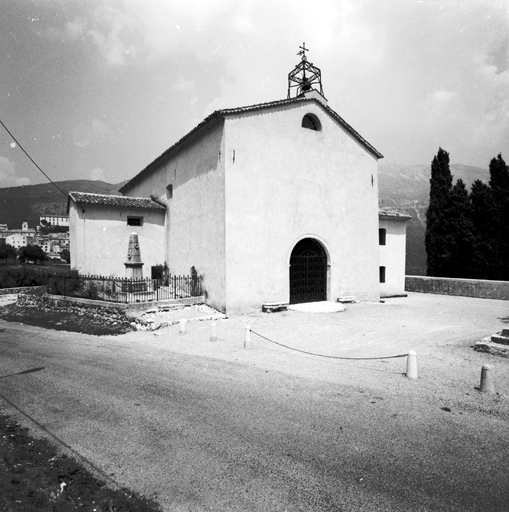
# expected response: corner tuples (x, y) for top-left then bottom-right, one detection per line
(406, 351), (418, 380)
(244, 325), (251, 348)
(480, 364), (494, 393)
(210, 322), (218, 342)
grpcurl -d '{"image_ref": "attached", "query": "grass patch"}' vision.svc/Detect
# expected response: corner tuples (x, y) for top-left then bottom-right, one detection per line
(0, 264), (72, 290)
(0, 408), (162, 511)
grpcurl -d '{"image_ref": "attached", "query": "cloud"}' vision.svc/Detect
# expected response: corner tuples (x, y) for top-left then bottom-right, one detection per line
(431, 91), (458, 103)
(72, 124), (91, 147)
(65, 18), (87, 40)
(173, 76), (197, 94)
(88, 4), (140, 66)
(0, 157), (31, 187)
(91, 118), (113, 138)
(32, 0), (508, 170)
(89, 167), (106, 181)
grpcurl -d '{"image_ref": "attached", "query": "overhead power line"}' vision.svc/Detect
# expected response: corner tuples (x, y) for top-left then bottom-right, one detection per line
(0, 118), (68, 198)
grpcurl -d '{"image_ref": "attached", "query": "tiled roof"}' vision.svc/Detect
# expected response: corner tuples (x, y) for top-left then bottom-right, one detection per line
(379, 209), (412, 220)
(68, 192), (166, 210)
(120, 95), (383, 193)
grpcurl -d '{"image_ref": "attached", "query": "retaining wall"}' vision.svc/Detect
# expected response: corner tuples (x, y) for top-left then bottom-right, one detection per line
(16, 293), (206, 331)
(43, 294), (205, 313)
(0, 286), (46, 296)
(405, 276), (509, 300)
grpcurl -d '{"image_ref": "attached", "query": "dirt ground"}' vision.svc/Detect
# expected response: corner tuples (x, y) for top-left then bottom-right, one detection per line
(117, 292), (509, 419)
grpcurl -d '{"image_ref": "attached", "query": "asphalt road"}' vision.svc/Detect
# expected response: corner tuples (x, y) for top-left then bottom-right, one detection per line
(0, 305), (508, 511)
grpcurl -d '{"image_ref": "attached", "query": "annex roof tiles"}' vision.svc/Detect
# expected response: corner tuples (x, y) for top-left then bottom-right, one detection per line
(379, 209), (412, 220)
(68, 192), (166, 210)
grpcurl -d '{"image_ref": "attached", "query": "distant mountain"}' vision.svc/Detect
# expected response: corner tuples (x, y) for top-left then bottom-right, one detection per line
(379, 163), (489, 275)
(0, 180), (127, 230)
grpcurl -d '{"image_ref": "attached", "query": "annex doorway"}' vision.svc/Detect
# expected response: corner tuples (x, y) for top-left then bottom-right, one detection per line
(289, 238), (328, 304)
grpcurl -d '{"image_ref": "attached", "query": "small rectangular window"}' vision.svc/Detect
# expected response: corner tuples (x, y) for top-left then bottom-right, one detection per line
(127, 216), (143, 227)
(380, 266), (386, 283)
(379, 228), (386, 245)
(166, 184), (173, 198)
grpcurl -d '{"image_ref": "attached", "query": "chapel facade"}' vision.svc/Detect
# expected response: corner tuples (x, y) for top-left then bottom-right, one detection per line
(68, 49), (409, 313)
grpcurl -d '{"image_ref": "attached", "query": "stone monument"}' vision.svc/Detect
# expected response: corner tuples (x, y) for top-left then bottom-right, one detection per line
(125, 232), (144, 279)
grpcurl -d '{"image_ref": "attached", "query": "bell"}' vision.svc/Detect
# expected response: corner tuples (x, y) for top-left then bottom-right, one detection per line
(301, 79), (311, 92)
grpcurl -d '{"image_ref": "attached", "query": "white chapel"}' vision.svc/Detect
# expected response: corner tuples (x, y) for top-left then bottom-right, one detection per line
(68, 48), (409, 313)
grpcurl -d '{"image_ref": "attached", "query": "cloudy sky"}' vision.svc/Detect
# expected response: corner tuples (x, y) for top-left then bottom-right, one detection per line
(1, 0), (508, 187)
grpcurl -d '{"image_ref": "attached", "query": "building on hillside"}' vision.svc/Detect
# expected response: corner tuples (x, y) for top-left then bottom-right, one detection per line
(0, 222), (36, 237)
(0, 224), (7, 231)
(68, 48), (410, 313)
(33, 232), (70, 256)
(39, 215), (69, 227)
(49, 231), (69, 240)
(0, 222), (58, 252)
(0, 222), (36, 245)
(6, 233), (34, 249)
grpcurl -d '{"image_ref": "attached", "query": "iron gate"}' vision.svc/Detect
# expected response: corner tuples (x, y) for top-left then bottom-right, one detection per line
(289, 238), (327, 304)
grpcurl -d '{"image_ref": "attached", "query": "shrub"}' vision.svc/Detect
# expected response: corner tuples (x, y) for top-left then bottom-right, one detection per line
(83, 281), (99, 300)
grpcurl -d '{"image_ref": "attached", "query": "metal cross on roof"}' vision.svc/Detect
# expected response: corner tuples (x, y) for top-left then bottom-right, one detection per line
(297, 42), (309, 60)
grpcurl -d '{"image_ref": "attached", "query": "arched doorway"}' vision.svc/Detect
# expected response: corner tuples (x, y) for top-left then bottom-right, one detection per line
(289, 238), (328, 304)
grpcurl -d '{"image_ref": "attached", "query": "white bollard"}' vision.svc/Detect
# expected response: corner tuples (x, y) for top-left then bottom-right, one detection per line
(210, 322), (218, 342)
(406, 350), (418, 380)
(480, 364), (494, 393)
(179, 319), (187, 334)
(244, 325), (251, 348)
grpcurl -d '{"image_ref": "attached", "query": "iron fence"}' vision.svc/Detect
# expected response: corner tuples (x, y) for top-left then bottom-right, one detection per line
(47, 274), (202, 304)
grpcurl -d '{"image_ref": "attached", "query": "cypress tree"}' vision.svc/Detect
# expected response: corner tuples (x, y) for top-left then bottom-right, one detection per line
(488, 154), (509, 280)
(470, 180), (496, 279)
(444, 179), (474, 277)
(425, 148), (453, 276)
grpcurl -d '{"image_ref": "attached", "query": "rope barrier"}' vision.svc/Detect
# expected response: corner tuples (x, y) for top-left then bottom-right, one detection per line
(249, 329), (407, 360)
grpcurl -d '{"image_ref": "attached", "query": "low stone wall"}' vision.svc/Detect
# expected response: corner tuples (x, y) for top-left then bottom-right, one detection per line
(0, 286), (46, 296)
(405, 276), (509, 300)
(43, 294), (204, 313)
(17, 293), (207, 331)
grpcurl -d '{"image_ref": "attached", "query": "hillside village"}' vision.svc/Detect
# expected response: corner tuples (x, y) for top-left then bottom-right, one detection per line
(0, 215), (69, 261)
